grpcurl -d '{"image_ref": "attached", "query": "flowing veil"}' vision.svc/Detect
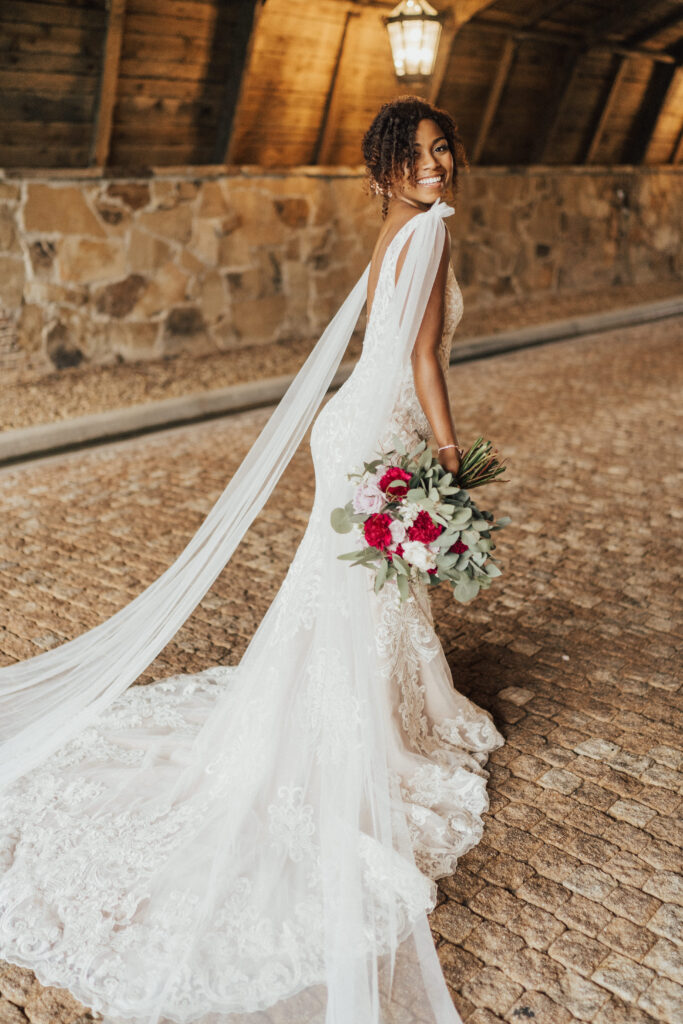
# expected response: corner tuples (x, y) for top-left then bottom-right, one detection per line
(0, 199), (471, 1024)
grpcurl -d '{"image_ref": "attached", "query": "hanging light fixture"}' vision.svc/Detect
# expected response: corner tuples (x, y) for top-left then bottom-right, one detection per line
(384, 0), (444, 81)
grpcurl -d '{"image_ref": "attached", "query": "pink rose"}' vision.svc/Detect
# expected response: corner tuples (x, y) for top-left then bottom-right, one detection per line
(352, 480), (384, 514)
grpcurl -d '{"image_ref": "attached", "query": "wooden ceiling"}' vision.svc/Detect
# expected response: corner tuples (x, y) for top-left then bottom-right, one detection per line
(1, 0), (682, 171)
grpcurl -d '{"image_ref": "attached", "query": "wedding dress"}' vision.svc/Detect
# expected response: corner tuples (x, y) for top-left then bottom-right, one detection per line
(0, 198), (503, 1024)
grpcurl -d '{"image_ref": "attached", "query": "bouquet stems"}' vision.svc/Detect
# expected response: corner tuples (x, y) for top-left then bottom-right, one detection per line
(456, 436), (509, 490)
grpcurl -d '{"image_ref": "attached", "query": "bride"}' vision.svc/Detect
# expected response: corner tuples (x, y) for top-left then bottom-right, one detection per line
(0, 97), (503, 1024)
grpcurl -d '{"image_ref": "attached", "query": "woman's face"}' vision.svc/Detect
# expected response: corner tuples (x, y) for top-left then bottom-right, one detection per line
(393, 118), (453, 207)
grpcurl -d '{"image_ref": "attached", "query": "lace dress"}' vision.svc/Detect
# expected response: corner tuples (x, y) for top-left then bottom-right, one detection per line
(0, 212), (504, 1024)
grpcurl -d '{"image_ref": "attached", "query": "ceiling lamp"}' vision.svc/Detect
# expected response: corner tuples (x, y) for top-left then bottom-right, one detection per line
(384, 0), (444, 81)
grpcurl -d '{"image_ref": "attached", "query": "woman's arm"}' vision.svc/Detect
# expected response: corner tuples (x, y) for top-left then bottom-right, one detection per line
(397, 227), (462, 476)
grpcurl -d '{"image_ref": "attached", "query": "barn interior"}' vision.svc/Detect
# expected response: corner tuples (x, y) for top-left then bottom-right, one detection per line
(0, 0), (681, 448)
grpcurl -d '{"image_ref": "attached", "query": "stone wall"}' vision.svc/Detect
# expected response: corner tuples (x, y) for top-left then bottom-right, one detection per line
(0, 165), (681, 378)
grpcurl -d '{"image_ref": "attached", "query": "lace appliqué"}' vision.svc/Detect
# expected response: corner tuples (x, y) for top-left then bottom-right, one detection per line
(267, 786), (317, 864)
(296, 647), (362, 765)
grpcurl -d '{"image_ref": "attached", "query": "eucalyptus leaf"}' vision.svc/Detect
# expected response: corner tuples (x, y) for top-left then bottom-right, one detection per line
(330, 507), (353, 533)
(452, 575), (480, 604)
(392, 554), (409, 575)
(396, 573), (410, 602)
(374, 558), (388, 592)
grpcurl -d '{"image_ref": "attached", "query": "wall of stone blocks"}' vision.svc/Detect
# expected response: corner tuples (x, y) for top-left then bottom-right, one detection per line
(0, 165), (681, 378)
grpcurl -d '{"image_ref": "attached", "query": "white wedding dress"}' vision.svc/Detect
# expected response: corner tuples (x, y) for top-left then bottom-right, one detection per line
(0, 200), (503, 1024)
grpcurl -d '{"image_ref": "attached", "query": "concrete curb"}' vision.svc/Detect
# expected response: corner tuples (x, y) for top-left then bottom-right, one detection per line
(2, 294), (681, 466)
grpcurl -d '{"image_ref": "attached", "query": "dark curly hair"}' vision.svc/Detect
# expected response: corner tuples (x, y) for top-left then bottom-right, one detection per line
(361, 95), (468, 218)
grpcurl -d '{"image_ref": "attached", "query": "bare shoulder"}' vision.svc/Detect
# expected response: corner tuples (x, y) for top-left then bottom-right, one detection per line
(371, 208), (422, 263)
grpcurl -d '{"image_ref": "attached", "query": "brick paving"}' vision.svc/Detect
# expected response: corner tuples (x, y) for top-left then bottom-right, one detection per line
(2, 278), (681, 433)
(0, 315), (682, 1024)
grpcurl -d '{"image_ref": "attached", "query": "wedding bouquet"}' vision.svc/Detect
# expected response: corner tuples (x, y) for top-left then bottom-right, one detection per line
(330, 437), (510, 604)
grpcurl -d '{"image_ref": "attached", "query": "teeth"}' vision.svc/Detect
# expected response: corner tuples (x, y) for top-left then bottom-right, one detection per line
(418, 176), (442, 185)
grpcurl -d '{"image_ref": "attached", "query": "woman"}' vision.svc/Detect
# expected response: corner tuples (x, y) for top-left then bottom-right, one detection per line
(0, 97), (503, 1024)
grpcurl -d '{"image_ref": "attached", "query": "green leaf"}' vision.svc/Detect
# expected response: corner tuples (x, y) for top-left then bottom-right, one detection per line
(396, 573), (410, 602)
(452, 575), (480, 604)
(330, 507), (353, 533)
(392, 554), (409, 575)
(450, 508), (472, 527)
(338, 548), (366, 561)
(406, 488), (427, 502)
(374, 557), (389, 592)
(484, 562), (502, 578)
(493, 516), (512, 529)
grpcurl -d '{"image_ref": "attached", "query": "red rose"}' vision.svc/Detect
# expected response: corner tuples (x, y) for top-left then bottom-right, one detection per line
(449, 539), (468, 554)
(407, 510), (443, 544)
(427, 567), (438, 576)
(378, 466), (412, 500)
(364, 513), (393, 550)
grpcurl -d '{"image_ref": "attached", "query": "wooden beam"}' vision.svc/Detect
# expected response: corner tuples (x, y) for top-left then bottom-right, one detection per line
(89, 0), (126, 168)
(429, 8), (456, 105)
(216, 0), (260, 165)
(671, 119), (683, 164)
(313, 9), (359, 165)
(625, 62), (678, 164)
(583, 55), (629, 164)
(536, 45), (584, 164)
(519, 0), (574, 30)
(472, 19), (677, 64)
(471, 35), (517, 164)
(587, 0), (652, 43)
(624, 9), (683, 48)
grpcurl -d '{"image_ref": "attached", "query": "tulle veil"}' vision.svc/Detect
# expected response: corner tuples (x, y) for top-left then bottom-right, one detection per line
(0, 198), (464, 1024)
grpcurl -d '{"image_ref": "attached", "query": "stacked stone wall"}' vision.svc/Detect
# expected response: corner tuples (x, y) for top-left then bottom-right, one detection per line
(0, 166), (681, 377)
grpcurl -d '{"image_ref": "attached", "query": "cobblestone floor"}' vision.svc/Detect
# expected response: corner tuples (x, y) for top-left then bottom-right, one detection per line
(2, 279), (681, 433)
(0, 315), (681, 1024)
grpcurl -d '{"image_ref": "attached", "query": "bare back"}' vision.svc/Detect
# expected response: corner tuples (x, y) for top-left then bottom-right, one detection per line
(366, 210), (423, 321)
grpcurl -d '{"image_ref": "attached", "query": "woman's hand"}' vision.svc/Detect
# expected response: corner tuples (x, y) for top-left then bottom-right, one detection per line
(438, 446), (461, 480)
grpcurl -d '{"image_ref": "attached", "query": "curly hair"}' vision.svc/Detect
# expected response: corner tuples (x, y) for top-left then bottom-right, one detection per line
(361, 95), (468, 218)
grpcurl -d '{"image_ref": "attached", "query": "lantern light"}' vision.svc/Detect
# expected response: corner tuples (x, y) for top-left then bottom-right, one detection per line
(384, 0), (444, 81)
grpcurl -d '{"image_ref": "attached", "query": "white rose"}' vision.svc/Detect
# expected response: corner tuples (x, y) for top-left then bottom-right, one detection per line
(401, 541), (437, 572)
(401, 503), (422, 526)
(389, 519), (407, 545)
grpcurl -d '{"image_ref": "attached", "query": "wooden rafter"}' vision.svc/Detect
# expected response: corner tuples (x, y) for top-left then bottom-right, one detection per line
(584, 54), (629, 164)
(626, 62), (679, 164)
(519, 0), (574, 31)
(624, 9), (683, 48)
(536, 44), (584, 164)
(587, 0), (652, 44)
(472, 19), (677, 64)
(429, 7), (456, 105)
(313, 9), (359, 165)
(217, 0), (260, 165)
(672, 121), (683, 164)
(89, 0), (126, 168)
(471, 35), (517, 164)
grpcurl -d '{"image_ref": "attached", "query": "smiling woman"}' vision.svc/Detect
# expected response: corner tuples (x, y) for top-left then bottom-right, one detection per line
(361, 95), (468, 219)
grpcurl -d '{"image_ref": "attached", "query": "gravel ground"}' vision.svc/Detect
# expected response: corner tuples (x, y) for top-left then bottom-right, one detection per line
(0, 313), (681, 1023)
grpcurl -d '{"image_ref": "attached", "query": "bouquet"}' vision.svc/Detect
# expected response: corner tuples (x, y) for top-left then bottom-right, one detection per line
(330, 437), (510, 604)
